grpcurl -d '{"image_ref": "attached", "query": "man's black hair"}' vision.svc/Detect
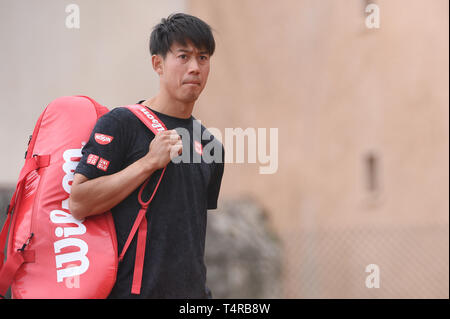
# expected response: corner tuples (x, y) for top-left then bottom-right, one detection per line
(150, 13), (215, 58)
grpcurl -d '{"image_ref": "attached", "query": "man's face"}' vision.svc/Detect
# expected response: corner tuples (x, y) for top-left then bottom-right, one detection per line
(156, 41), (211, 104)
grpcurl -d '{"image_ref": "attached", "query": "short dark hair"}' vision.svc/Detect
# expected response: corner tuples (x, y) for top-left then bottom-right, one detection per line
(149, 13), (215, 58)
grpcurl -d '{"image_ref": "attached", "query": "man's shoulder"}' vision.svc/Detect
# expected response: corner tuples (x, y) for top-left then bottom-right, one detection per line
(102, 106), (139, 122)
(95, 106), (147, 133)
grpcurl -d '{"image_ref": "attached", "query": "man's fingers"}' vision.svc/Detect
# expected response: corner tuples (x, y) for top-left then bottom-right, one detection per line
(168, 130), (181, 143)
(156, 129), (178, 136)
(154, 131), (181, 146)
(169, 143), (183, 159)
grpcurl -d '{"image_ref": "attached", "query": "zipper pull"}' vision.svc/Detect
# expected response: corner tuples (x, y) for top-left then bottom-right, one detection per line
(18, 233), (34, 252)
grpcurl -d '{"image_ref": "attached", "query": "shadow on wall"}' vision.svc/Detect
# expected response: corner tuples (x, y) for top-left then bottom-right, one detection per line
(205, 198), (283, 298)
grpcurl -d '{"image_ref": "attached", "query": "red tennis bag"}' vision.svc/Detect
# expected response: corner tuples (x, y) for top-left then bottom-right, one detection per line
(0, 96), (166, 298)
(0, 96), (117, 298)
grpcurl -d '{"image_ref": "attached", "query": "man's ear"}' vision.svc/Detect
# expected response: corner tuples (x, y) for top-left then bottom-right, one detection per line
(152, 55), (164, 76)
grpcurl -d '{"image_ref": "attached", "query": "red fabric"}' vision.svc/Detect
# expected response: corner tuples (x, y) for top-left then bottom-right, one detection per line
(118, 203), (148, 263)
(1, 101), (169, 298)
(124, 104), (169, 134)
(131, 213), (148, 295)
(0, 252), (24, 296)
(0, 154), (49, 294)
(120, 105), (168, 295)
(1, 96), (118, 299)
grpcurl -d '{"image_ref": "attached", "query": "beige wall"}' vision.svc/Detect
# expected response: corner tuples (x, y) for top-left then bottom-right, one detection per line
(1, 0), (448, 298)
(0, 0), (186, 184)
(189, 0), (449, 297)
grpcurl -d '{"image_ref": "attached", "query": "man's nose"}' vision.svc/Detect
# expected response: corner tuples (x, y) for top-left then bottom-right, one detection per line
(188, 58), (200, 74)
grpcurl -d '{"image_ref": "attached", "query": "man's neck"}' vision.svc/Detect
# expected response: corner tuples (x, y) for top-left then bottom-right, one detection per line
(142, 91), (194, 119)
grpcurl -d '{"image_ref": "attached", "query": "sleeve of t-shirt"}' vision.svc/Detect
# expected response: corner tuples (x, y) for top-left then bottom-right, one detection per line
(207, 145), (225, 210)
(75, 110), (127, 180)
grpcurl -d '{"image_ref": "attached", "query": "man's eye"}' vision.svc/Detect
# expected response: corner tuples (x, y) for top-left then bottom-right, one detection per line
(200, 56), (208, 61)
(179, 54), (187, 59)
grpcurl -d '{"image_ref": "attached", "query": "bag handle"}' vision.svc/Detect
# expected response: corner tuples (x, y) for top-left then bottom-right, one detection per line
(0, 155), (50, 297)
(120, 105), (168, 295)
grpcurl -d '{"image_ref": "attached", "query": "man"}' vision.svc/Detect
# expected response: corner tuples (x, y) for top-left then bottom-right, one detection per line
(69, 13), (224, 299)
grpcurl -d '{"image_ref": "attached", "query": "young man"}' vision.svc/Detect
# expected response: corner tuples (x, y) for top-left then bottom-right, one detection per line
(69, 13), (224, 299)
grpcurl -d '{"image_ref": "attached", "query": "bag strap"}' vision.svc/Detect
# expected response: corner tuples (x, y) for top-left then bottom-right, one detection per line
(0, 96), (104, 297)
(120, 104), (168, 295)
(0, 155), (50, 258)
(0, 155), (49, 298)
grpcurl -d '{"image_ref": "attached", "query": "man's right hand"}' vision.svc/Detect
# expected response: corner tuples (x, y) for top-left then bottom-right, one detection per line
(69, 130), (182, 220)
(142, 129), (183, 171)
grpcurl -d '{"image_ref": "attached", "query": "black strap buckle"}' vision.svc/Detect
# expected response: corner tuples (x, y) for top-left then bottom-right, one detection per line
(18, 233), (34, 252)
(24, 135), (32, 159)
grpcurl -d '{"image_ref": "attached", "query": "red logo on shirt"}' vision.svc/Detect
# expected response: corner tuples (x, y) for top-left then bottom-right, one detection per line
(97, 158), (110, 171)
(86, 154), (99, 166)
(94, 133), (114, 145)
(194, 140), (203, 155)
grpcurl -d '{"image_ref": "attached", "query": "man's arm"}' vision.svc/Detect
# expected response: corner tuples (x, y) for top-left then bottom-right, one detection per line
(69, 130), (182, 220)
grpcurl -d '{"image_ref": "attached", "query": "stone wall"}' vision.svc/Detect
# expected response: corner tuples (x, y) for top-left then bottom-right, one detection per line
(205, 199), (282, 298)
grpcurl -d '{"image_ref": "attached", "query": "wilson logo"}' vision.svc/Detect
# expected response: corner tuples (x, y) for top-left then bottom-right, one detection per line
(50, 147), (89, 284)
(94, 133), (113, 145)
(138, 107), (165, 132)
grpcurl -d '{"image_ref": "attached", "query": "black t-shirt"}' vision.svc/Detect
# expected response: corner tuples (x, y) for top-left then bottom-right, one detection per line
(74, 101), (224, 299)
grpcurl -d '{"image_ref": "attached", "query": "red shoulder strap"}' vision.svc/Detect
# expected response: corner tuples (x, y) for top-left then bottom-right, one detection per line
(120, 105), (168, 295)
(124, 104), (168, 134)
